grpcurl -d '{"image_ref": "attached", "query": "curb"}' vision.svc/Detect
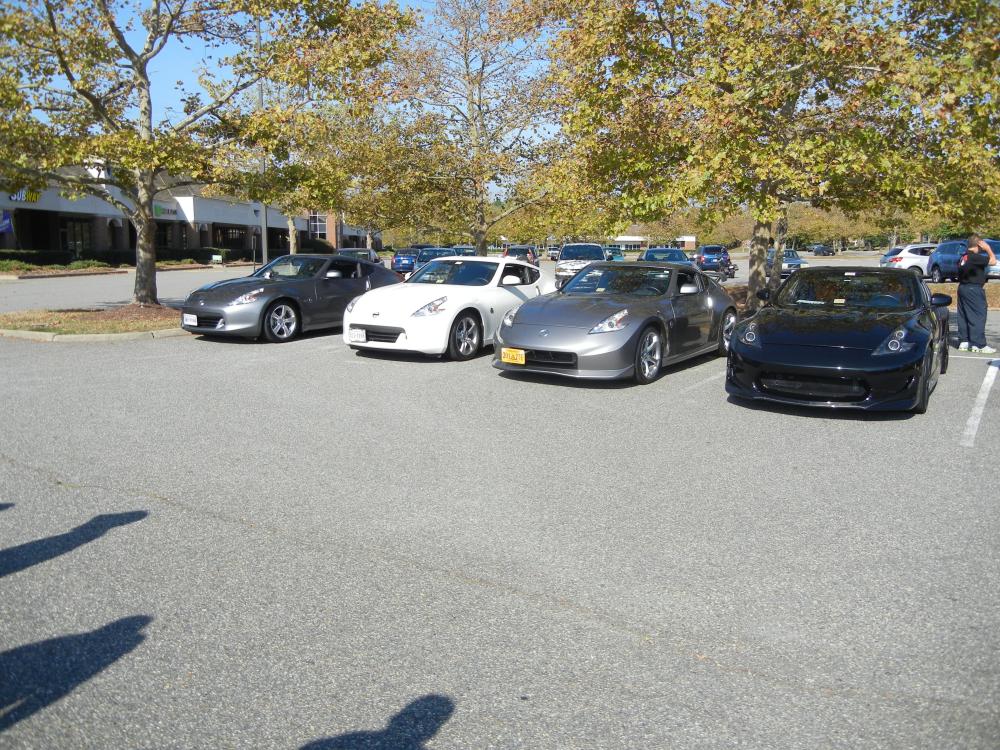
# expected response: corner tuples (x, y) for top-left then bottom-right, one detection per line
(16, 270), (129, 279)
(0, 327), (189, 342)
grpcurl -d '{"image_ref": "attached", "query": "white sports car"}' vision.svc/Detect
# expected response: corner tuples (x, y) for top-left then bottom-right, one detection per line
(343, 256), (549, 359)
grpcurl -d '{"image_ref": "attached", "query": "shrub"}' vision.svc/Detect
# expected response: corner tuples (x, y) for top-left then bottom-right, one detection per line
(66, 260), (110, 269)
(0, 259), (39, 272)
(0, 249), (73, 265)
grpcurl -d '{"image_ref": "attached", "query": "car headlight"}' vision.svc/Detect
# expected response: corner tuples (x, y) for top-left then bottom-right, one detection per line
(799, 261), (809, 268)
(737, 321), (762, 347)
(412, 296), (447, 317)
(345, 295), (362, 314)
(502, 305), (520, 328)
(231, 287), (266, 305)
(873, 327), (916, 356)
(589, 308), (628, 334)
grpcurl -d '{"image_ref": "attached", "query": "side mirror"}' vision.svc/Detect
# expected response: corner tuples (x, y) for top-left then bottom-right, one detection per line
(679, 283), (699, 294)
(756, 289), (771, 301)
(930, 293), (952, 307)
(326, 270), (343, 279)
(501, 274), (522, 286)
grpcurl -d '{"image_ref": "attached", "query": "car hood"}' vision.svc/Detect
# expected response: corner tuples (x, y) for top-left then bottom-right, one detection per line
(515, 293), (640, 328)
(351, 282), (480, 314)
(187, 276), (287, 303)
(751, 307), (916, 349)
(556, 259), (602, 271)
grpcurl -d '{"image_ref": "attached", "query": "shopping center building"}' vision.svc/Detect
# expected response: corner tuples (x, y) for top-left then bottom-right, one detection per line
(0, 185), (374, 259)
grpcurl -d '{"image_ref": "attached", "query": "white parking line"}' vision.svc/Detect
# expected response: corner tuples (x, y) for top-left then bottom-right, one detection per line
(960, 359), (999, 448)
(678, 370), (726, 394)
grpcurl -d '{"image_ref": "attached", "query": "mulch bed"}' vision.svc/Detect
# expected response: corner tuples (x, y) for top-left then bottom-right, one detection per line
(0, 303), (180, 334)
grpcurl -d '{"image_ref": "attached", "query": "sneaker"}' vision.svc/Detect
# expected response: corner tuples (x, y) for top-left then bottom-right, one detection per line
(971, 345), (997, 354)
(958, 342), (970, 351)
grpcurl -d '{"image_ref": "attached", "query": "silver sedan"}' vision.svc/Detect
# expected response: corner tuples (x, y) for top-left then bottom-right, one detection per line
(493, 262), (737, 384)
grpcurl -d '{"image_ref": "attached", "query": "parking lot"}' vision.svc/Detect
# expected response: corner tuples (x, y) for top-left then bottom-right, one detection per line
(1, 261), (999, 748)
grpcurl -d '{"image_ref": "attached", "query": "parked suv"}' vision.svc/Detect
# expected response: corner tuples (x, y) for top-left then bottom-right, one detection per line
(879, 243), (936, 277)
(554, 243), (606, 288)
(927, 240), (967, 283)
(693, 245), (727, 270)
(765, 248), (808, 277)
(502, 245), (539, 265)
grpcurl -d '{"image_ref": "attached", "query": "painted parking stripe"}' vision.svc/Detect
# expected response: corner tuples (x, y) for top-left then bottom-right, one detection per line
(960, 359), (999, 448)
(678, 370), (727, 394)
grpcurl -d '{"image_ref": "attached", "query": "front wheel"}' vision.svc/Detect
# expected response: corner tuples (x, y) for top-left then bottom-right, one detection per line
(930, 266), (943, 283)
(447, 312), (481, 361)
(262, 301), (299, 343)
(634, 326), (663, 385)
(912, 358), (931, 414)
(718, 308), (737, 355)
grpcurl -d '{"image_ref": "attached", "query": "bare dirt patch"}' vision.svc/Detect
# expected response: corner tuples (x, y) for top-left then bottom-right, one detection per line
(0, 304), (179, 335)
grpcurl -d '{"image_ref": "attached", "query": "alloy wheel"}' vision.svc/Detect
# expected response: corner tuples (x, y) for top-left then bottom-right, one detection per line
(639, 330), (661, 380)
(269, 304), (297, 340)
(455, 316), (479, 357)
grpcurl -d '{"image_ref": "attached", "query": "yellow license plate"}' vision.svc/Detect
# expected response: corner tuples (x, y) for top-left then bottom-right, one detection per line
(501, 347), (526, 365)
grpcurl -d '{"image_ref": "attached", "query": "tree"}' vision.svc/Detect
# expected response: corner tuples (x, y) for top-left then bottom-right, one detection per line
(539, 0), (1000, 302)
(0, 0), (409, 303)
(395, 0), (557, 254)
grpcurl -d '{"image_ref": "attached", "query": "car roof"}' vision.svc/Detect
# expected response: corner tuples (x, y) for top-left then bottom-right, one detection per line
(422, 255), (531, 266)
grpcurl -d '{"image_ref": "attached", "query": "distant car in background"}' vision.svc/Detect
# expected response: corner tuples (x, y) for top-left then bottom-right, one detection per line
(927, 239), (967, 283)
(808, 244), (835, 256)
(765, 248), (808, 277)
(637, 247), (695, 266)
(879, 243), (936, 276)
(414, 247), (455, 272)
(452, 245), (477, 256)
(338, 248), (383, 266)
(391, 248), (418, 273)
(555, 243), (607, 289)
(503, 245), (539, 265)
(606, 246), (626, 261)
(547, 246), (560, 260)
(693, 245), (727, 270)
(986, 239), (1000, 279)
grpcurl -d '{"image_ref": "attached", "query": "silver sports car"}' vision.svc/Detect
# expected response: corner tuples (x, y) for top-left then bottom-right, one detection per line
(181, 254), (401, 342)
(493, 262), (737, 384)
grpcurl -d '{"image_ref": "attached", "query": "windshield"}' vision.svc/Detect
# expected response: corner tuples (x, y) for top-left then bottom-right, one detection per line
(416, 248), (452, 263)
(645, 248), (687, 262)
(560, 244), (605, 261)
(453, 246), (476, 256)
(783, 250), (800, 259)
(339, 250), (368, 260)
(408, 259), (496, 286)
(562, 265), (672, 296)
(395, 249), (417, 257)
(987, 240), (1000, 258)
(699, 246), (724, 254)
(774, 271), (919, 310)
(506, 247), (533, 257)
(884, 248), (902, 257)
(253, 256), (325, 279)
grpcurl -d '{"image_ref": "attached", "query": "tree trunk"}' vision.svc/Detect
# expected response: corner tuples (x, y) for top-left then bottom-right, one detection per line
(366, 230), (374, 250)
(747, 216), (772, 311)
(132, 178), (158, 305)
(287, 216), (299, 254)
(768, 205), (787, 290)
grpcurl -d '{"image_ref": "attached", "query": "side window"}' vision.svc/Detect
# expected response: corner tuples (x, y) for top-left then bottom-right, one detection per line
(327, 259), (359, 278)
(357, 262), (375, 277)
(503, 263), (530, 285)
(525, 267), (540, 284)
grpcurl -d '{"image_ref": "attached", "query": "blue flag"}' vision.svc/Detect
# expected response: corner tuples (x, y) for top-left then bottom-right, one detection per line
(0, 210), (12, 234)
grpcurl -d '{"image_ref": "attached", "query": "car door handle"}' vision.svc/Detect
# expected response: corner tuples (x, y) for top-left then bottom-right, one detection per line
(365, 278), (371, 291)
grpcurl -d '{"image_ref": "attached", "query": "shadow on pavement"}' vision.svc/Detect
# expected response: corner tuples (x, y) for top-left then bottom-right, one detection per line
(497, 350), (720, 390)
(0, 511), (148, 578)
(725, 395), (914, 421)
(0, 615), (152, 732)
(301, 695), (455, 750)
(0, 503), (13, 512)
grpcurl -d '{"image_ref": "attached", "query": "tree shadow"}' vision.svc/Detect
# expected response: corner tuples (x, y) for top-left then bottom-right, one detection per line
(191, 328), (339, 345)
(0, 503), (13, 512)
(0, 615), (152, 732)
(496, 350), (720, 390)
(0, 511), (148, 578)
(301, 694), (455, 750)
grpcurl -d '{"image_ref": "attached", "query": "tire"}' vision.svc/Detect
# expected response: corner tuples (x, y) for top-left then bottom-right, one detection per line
(262, 300), (299, 342)
(718, 308), (737, 355)
(940, 338), (949, 374)
(907, 266), (923, 276)
(930, 265), (943, 283)
(633, 326), (663, 385)
(447, 311), (481, 361)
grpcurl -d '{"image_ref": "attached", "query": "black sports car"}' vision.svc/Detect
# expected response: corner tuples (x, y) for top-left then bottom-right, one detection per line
(726, 268), (951, 413)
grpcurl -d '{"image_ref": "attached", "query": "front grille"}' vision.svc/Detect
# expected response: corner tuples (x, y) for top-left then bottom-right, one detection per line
(759, 372), (868, 401)
(355, 325), (403, 343)
(525, 350), (577, 368)
(194, 314), (223, 329)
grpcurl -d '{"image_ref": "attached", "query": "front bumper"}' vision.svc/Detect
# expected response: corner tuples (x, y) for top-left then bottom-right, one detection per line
(492, 322), (638, 380)
(180, 302), (262, 338)
(725, 343), (926, 410)
(343, 312), (448, 355)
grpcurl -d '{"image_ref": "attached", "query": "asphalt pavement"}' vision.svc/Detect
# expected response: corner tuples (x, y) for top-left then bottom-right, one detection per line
(1, 298), (998, 747)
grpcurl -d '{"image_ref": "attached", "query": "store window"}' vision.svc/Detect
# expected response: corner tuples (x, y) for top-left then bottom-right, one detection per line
(213, 226), (247, 249)
(308, 213), (327, 239)
(59, 218), (92, 257)
(155, 221), (172, 249)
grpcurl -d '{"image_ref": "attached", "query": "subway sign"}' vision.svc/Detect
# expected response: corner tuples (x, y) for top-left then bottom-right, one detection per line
(9, 188), (40, 203)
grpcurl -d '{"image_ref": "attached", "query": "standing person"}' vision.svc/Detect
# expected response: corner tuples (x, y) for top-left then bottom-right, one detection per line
(956, 235), (997, 354)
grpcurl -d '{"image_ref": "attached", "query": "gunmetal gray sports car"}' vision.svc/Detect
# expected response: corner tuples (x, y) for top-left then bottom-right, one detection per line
(180, 254), (400, 342)
(493, 262), (737, 384)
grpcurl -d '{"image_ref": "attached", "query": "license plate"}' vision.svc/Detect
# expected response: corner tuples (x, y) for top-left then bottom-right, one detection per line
(182, 313), (197, 327)
(349, 328), (367, 343)
(501, 347), (526, 365)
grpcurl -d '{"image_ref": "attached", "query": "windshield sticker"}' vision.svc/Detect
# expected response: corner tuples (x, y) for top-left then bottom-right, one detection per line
(834, 298), (846, 304)
(844, 272), (856, 276)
